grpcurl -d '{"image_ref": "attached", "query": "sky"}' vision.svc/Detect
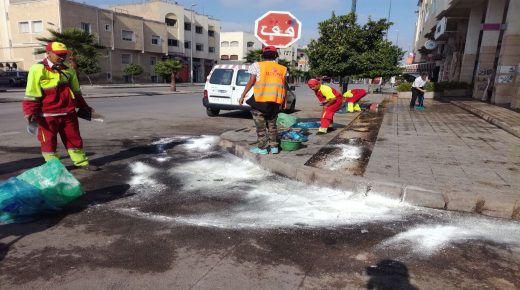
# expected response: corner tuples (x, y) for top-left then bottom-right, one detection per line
(82, 0), (418, 52)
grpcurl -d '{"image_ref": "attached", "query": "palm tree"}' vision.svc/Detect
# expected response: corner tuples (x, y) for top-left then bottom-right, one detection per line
(36, 28), (105, 84)
(154, 59), (183, 91)
(244, 49), (263, 63)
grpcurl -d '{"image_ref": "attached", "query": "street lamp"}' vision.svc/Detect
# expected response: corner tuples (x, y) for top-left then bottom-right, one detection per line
(386, 0), (392, 40)
(190, 3), (197, 83)
(395, 29), (399, 46)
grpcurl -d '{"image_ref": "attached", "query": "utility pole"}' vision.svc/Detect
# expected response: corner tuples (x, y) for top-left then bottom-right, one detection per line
(351, 0), (357, 14)
(386, 0), (392, 40)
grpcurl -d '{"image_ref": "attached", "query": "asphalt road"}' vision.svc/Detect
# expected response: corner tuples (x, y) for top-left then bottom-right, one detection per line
(1, 87), (520, 289)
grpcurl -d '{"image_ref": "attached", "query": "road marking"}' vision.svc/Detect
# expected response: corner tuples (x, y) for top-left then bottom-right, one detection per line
(0, 131), (20, 136)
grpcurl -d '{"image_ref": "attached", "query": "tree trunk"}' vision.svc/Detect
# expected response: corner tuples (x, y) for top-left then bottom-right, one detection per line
(170, 72), (177, 92)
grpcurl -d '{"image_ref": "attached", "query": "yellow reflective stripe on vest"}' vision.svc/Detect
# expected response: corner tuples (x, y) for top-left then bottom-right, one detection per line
(253, 61), (287, 105)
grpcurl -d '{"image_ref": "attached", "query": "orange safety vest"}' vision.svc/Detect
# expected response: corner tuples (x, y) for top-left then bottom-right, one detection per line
(253, 61), (287, 105)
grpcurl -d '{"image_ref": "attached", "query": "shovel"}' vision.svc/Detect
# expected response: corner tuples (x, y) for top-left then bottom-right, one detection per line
(77, 108), (105, 122)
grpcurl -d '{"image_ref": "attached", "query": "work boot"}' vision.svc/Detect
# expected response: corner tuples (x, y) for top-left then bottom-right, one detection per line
(249, 147), (268, 155)
(316, 131), (327, 135)
(74, 165), (100, 171)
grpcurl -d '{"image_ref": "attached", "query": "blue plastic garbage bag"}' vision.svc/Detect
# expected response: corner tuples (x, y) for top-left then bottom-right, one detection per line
(0, 159), (83, 223)
(291, 121), (321, 129)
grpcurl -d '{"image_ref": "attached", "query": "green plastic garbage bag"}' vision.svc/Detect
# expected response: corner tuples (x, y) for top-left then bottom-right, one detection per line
(276, 113), (300, 128)
(0, 159), (84, 223)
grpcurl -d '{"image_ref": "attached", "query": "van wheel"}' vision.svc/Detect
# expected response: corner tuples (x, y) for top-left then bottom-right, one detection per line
(285, 100), (296, 113)
(206, 108), (220, 117)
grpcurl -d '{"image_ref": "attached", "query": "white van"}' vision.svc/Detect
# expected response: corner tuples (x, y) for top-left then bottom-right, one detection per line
(203, 64), (296, 117)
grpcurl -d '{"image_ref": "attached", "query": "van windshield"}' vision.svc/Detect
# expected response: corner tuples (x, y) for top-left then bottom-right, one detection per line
(209, 69), (233, 85)
(236, 70), (250, 86)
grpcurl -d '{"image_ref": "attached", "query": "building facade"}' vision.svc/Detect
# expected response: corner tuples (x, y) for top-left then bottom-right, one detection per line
(219, 32), (261, 62)
(0, 0), (220, 83)
(412, 0), (520, 109)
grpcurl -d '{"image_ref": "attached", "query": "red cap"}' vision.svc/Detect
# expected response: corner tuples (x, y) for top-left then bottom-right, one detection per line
(307, 79), (321, 87)
(262, 46), (278, 53)
(45, 42), (71, 54)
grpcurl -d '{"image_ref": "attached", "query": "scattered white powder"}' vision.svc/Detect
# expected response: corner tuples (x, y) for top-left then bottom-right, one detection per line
(380, 217), (520, 256)
(324, 144), (363, 170)
(181, 135), (220, 151)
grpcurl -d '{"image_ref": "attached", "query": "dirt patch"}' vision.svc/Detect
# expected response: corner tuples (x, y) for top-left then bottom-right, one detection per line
(305, 110), (384, 175)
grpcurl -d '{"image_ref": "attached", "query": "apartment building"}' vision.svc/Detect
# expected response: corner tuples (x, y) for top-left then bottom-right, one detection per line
(412, 0), (520, 109)
(0, 0), (220, 83)
(219, 31), (261, 62)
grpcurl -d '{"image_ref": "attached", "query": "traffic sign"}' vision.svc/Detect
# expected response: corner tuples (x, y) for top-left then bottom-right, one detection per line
(254, 11), (301, 48)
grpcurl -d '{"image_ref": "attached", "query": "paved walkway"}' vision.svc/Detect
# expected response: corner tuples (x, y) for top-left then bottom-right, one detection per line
(220, 97), (520, 220)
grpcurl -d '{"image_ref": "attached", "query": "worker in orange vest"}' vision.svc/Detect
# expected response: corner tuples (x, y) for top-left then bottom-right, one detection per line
(239, 46), (287, 154)
(307, 79), (344, 135)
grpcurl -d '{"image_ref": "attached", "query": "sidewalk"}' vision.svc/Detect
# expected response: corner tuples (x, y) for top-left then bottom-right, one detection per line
(0, 83), (205, 103)
(220, 96), (520, 220)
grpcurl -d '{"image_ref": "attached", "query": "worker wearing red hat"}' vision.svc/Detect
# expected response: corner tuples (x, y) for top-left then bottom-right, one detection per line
(22, 42), (99, 171)
(307, 78), (344, 135)
(343, 88), (367, 112)
(239, 45), (287, 154)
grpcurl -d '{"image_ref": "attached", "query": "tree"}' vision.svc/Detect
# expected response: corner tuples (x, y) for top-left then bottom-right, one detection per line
(244, 49), (262, 63)
(154, 59), (183, 91)
(36, 28), (104, 84)
(306, 12), (403, 90)
(123, 63), (143, 83)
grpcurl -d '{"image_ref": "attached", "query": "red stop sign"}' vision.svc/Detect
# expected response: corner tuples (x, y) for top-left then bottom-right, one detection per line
(254, 11), (302, 48)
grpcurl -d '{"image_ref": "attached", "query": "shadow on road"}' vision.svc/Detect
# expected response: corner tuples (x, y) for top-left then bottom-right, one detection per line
(366, 259), (419, 290)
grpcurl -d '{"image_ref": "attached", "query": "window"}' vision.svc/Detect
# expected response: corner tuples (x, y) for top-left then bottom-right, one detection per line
(80, 22), (91, 33)
(165, 18), (177, 27)
(152, 35), (160, 45)
(150, 56), (156, 65)
(209, 69), (233, 85)
(220, 55), (229, 60)
(236, 70), (250, 86)
(121, 54), (131, 64)
(230, 55), (238, 60)
(230, 41), (239, 47)
(31, 21), (43, 33)
(195, 26), (203, 34)
(184, 41), (191, 49)
(196, 43), (203, 51)
(221, 41), (229, 47)
(105, 24), (111, 31)
(18, 22), (29, 33)
(168, 39), (178, 47)
(247, 41), (254, 48)
(184, 22), (191, 31)
(209, 47), (215, 53)
(122, 30), (134, 41)
(208, 30), (215, 37)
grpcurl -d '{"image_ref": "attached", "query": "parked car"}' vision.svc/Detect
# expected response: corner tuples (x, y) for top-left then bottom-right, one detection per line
(203, 64), (296, 117)
(0, 70), (28, 87)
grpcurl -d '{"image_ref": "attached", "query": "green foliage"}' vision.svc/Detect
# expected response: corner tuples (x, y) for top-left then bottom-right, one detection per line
(244, 49), (263, 63)
(424, 82), (434, 92)
(397, 82), (435, 92)
(306, 12), (403, 80)
(154, 59), (183, 91)
(396, 82), (412, 92)
(123, 63), (143, 83)
(154, 59), (182, 78)
(36, 28), (104, 71)
(76, 54), (101, 75)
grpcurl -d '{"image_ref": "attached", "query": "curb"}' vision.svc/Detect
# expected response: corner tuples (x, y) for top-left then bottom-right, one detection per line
(451, 101), (520, 138)
(219, 138), (447, 210)
(219, 137), (520, 220)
